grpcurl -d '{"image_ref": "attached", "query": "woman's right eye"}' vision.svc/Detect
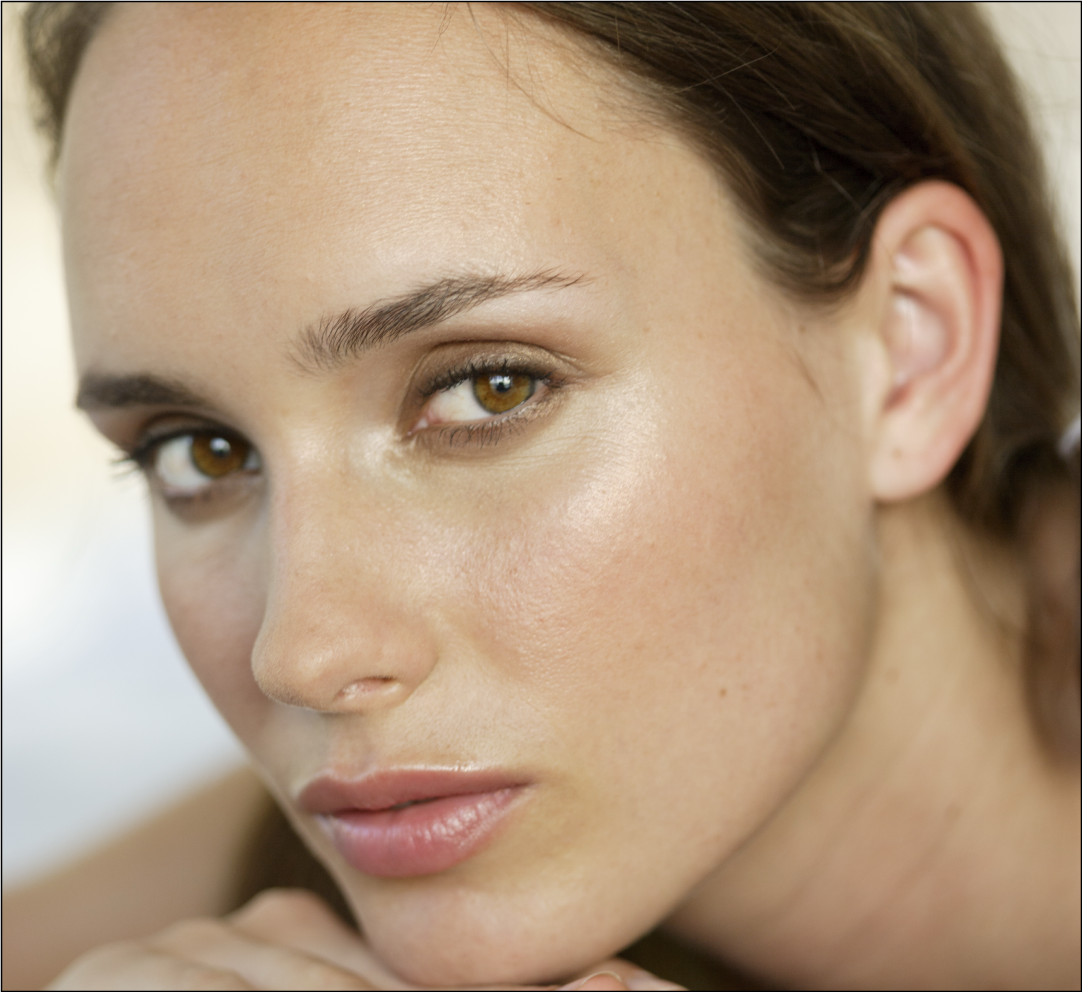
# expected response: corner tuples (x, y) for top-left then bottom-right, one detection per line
(146, 432), (261, 496)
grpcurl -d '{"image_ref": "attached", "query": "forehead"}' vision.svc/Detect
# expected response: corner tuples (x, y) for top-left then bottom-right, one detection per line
(61, 3), (727, 370)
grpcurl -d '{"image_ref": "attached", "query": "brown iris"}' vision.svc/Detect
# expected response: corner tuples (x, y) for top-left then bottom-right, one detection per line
(472, 373), (535, 414)
(190, 434), (249, 478)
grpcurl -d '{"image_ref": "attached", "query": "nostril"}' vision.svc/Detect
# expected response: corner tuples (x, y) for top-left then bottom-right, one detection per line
(334, 677), (398, 705)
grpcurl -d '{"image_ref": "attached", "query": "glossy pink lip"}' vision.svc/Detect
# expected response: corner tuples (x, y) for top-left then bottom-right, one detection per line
(299, 770), (529, 878)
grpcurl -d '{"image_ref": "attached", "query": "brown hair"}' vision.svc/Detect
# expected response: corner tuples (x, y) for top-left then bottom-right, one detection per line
(21, 4), (1078, 729)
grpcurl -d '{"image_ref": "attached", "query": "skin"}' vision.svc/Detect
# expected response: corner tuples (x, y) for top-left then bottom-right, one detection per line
(42, 3), (1078, 990)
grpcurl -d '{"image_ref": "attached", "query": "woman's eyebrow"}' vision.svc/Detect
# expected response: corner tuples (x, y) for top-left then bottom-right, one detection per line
(292, 269), (584, 373)
(76, 374), (209, 412)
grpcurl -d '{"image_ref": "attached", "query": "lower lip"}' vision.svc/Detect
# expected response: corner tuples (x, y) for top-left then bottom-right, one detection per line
(320, 786), (524, 878)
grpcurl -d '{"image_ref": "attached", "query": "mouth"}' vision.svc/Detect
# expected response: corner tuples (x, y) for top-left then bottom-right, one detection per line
(299, 769), (530, 878)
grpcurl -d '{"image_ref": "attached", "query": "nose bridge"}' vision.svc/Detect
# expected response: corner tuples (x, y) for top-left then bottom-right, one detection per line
(251, 466), (436, 713)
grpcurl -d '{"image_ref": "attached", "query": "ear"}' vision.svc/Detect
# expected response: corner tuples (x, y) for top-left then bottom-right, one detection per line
(860, 181), (1003, 502)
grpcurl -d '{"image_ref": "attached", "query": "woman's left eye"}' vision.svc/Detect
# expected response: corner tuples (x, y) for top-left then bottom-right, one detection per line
(415, 372), (539, 429)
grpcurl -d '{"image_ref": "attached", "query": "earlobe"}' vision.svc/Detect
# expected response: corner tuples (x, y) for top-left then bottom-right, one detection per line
(865, 182), (1003, 503)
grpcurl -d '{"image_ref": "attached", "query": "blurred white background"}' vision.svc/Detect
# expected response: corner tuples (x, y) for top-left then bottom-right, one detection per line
(2, 2), (1079, 889)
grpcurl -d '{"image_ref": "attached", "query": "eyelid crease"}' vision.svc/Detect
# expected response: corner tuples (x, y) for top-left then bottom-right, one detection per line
(415, 354), (563, 400)
(123, 422), (253, 470)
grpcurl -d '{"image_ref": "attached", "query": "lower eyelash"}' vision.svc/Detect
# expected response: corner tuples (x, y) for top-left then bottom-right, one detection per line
(111, 452), (144, 477)
(432, 415), (531, 449)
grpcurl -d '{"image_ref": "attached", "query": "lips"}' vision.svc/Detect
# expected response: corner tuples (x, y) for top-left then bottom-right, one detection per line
(299, 769), (529, 878)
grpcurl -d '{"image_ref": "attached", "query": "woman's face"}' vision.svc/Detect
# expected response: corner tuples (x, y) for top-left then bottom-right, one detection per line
(64, 4), (877, 985)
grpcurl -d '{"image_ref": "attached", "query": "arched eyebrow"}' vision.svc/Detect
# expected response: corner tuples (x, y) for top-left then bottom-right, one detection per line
(292, 269), (584, 372)
(75, 270), (585, 410)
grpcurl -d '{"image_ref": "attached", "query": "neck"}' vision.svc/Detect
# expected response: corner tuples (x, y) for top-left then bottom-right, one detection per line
(665, 491), (1081, 990)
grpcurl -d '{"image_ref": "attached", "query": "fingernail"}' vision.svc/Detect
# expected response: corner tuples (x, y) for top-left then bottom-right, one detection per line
(558, 970), (626, 991)
(625, 969), (687, 991)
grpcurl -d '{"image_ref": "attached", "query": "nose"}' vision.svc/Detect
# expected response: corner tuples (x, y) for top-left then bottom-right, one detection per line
(250, 477), (439, 715)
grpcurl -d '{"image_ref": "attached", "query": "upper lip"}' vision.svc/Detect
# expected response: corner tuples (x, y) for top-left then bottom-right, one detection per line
(298, 768), (528, 814)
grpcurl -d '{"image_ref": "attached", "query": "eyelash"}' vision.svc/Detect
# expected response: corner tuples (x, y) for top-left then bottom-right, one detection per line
(121, 426), (240, 472)
(417, 355), (560, 401)
(119, 355), (562, 479)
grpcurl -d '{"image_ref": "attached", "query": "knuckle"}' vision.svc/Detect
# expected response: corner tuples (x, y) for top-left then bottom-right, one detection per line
(78, 939), (144, 967)
(152, 916), (230, 953)
(295, 961), (373, 991)
(236, 886), (329, 923)
(169, 960), (252, 991)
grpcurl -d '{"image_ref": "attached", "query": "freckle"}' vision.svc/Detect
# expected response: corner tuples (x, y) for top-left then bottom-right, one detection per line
(719, 688), (728, 698)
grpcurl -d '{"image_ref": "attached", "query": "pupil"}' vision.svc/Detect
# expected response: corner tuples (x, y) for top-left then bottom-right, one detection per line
(208, 437), (232, 459)
(490, 374), (513, 393)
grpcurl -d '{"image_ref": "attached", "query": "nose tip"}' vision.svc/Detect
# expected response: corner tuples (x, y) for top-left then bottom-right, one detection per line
(250, 481), (439, 715)
(251, 604), (439, 714)
(252, 635), (437, 714)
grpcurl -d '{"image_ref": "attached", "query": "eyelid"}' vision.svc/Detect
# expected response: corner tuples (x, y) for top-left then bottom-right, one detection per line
(413, 353), (561, 401)
(123, 422), (243, 468)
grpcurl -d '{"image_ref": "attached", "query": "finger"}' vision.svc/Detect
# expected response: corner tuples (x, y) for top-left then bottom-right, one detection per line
(552, 958), (686, 992)
(231, 889), (409, 989)
(557, 971), (628, 991)
(466, 957), (683, 991)
(153, 916), (376, 991)
(46, 941), (255, 991)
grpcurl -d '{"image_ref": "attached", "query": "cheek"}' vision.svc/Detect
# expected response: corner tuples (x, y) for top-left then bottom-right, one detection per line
(153, 513), (270, 740)
(460, 335), (875, 864)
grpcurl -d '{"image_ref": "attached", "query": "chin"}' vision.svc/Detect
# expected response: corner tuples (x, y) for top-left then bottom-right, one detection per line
(348, 881), (642, 988)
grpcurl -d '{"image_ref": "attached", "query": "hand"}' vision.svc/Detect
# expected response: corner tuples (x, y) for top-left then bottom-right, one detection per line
(46, 889), (684, 991)
(46, 890), (386, 991)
